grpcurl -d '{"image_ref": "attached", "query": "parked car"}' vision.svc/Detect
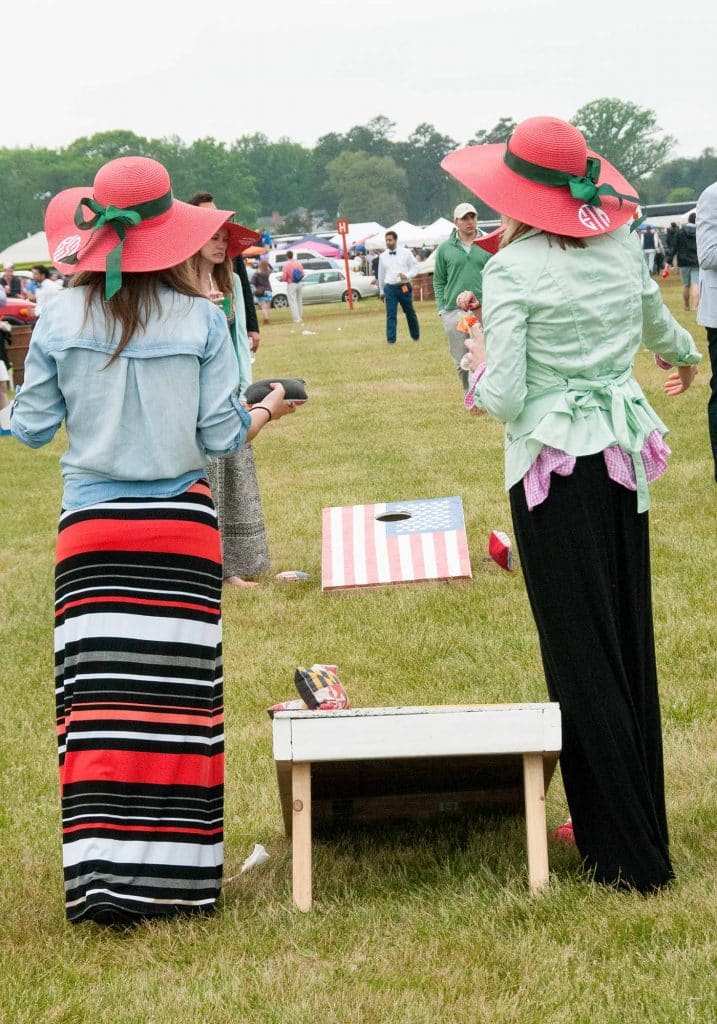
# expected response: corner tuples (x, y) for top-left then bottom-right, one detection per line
(269, 268), (379, 308)
(269, 257), (338, 277)
(0, 295), (37, 325)
(268, 248), (325, 267)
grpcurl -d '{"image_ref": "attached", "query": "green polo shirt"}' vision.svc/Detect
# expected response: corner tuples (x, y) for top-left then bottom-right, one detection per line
(433, 231), (491, 312)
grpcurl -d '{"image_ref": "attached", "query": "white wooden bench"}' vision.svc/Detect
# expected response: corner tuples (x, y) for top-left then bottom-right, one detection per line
(272, 703), (562, 910)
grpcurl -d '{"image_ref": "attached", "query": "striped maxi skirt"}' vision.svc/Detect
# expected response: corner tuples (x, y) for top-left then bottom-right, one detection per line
(54, 481), (225, 924)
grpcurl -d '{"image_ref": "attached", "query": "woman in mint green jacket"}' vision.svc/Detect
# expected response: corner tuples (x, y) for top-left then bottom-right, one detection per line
(443, 117), (700, 893)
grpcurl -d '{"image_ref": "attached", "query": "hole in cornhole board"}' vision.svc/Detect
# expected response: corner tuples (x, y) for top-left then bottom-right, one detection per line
(375, 511), (412, 522)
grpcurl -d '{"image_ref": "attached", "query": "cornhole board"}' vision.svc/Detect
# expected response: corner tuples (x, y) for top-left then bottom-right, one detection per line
(321, 496), (472, 591)
(273, 703), (562, 910)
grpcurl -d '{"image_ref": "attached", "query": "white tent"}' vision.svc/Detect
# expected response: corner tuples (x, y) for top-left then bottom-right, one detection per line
(328, 221), (385, 248)
(364, 220), (426, 251)
(421, 217), (455, 247)
(0, 231), (51, 267)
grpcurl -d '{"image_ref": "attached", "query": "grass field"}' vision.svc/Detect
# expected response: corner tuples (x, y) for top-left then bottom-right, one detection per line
(1, 277), (715, 1024)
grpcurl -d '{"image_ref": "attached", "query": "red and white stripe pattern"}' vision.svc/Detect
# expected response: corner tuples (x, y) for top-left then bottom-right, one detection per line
(322, 496), (472, 590)
(54, 481), (225, 923)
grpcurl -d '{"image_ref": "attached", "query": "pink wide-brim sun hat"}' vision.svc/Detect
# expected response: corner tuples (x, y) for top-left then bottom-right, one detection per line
(442, 117), (639, 239)
(225, 222), (261, 259)
(45, 156), (237, 277)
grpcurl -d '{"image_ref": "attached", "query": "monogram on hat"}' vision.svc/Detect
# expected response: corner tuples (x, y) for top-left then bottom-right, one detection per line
(45, 156), (236, 298)
(442, 117), (640, 239)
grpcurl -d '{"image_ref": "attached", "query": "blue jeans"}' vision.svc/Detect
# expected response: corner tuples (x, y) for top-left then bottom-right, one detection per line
(384, 283), (420, 343)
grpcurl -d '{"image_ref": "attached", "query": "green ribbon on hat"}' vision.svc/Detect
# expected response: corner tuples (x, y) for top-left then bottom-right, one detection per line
(63, 188), (174, 299)
(503, 147), (642, 229)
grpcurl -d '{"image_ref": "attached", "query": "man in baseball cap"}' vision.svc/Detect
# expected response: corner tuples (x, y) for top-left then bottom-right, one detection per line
(434, 201), (491, 391)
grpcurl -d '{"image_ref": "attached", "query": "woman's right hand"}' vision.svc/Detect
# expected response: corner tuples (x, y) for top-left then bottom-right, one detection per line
(261, 382), (298, 420)
(664, 365), (698, 396)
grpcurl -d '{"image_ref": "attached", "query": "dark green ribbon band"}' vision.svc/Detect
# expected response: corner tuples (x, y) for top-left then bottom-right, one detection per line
(64, 189), (174, 298)
(503, 147), (641, 227)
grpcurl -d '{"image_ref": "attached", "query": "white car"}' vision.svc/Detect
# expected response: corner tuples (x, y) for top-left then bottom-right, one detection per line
(269, 268), (379, 308)
(267, 248), (325, 267)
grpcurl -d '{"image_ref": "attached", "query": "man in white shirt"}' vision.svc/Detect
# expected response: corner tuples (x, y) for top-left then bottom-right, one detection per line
(31, 265), (60, 317)
(376, 231), (420, 344)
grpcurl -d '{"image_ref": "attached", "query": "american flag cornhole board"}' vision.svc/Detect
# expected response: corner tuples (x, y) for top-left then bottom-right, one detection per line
(321, 496), (472, 591)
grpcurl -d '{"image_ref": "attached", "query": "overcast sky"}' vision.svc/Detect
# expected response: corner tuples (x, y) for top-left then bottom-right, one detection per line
(6, 0), (713, 161)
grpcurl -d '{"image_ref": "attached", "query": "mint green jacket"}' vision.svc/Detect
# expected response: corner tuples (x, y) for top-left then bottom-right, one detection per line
(475, 227), (701, 512)
(433, 231), (491, 311)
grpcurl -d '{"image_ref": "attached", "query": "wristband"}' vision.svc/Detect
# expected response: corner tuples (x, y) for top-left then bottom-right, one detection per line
(253, 404), (272, 422)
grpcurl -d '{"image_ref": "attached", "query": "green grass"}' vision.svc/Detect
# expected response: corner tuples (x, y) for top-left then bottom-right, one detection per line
(1, 280), (716, 1024)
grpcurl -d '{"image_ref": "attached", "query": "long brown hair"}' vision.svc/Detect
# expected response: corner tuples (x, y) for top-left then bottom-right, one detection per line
(500, 217), (586, 250)
(187, 250), (234, 298)
(72, 265), (204, 363)
(186, 192), (235, 310)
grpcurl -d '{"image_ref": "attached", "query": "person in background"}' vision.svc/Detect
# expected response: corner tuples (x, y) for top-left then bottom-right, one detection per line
(696, 180), (717, 483)
(10, 155), (297, 927)
(30, 265), (59, 316)
(667, 212), (699, 311)
(376, 231), (420, 344)
(187, 193), (271, 587)
(252, 259), (273, 324)
(0, 317), (11, 434)
(665, 221), (680, 266)
(640, 225), (663, 274)
(1, 263), (23, 297)
(434, 202), (491, 391)
(280, 250), (305, 325)
(445, 116), (700, 894)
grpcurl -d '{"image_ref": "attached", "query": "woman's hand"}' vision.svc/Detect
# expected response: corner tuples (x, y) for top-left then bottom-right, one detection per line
(664, 365), (698, 396)
(464, 332), (486, 373)
(456, 290), (480, 312)
(260, 382), (299, 420)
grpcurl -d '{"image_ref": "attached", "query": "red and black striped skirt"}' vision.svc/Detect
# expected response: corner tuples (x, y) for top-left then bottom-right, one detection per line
(54, 481), (225, 924)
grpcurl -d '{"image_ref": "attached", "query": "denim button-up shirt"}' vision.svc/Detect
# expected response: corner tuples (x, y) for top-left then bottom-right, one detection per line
(11, 284), (251, 509)
(475, 226), (701, 510)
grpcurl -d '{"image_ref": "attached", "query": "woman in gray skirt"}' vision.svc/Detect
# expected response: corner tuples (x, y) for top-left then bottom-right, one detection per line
(187, 195), (269, 587)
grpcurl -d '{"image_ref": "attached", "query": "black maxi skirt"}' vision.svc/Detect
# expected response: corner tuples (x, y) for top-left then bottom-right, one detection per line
(509, 454), (674, 892)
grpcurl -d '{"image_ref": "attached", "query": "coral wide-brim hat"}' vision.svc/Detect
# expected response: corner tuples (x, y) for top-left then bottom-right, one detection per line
(45, 156), (236, 297)
(442, 117), (640, 239)
(225, 222), (261, 259)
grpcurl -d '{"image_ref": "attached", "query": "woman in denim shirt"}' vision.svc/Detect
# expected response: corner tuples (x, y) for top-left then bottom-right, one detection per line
(444, 118), (700, 893)
(11, 156), (296, 927)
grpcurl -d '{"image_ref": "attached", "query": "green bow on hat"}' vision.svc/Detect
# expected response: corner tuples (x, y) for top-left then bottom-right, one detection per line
(504, 149), (642, 228)
(62, 189), (174, 298)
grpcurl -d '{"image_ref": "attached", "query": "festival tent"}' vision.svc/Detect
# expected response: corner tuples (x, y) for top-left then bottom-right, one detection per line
(0, 231), (51, 268)
(328, 221), (385, 248)
(277, 234), (343, 256)
(364, 220), (426, 251)
(421, 217), (455, 246)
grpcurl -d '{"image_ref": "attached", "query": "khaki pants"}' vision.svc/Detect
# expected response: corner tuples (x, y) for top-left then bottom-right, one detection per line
(287, 282), (303, 323)
(440, 308), (469, 392)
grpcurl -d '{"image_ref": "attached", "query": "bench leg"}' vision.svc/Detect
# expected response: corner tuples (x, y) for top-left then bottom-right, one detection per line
(292, 762), (312, 911)
(523, 753), (549, 893)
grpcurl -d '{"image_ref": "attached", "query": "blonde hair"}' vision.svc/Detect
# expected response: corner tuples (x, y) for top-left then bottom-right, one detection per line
(500, 217), (586, 250)
(73, 266), (203, 364)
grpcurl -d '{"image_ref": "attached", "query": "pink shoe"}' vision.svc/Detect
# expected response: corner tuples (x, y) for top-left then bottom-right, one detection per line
(554, 818), (575, 843)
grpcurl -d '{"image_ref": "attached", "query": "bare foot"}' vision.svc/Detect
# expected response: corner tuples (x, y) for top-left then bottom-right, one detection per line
(224, 575), (259, 588)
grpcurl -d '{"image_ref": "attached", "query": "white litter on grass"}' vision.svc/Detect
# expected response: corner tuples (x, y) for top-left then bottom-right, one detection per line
(224, 843), (270, 885)
(301, 330), (317, 336)
(241, 843), (270, 873)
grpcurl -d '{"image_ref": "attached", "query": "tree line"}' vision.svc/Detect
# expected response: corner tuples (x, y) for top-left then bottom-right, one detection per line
(1, 98), (715, 252)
